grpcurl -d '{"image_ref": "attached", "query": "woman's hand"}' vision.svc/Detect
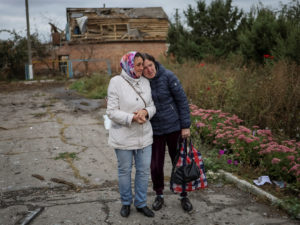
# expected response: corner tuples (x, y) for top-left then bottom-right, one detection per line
(132, 109), (148, 124)
(181, 128), (190, 139)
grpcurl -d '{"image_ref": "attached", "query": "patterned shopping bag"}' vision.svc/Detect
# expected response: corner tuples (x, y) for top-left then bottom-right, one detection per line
(170, 139), (207, 193)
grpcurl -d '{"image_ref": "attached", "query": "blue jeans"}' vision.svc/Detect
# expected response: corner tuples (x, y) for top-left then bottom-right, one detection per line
(115, 145), (152, 208)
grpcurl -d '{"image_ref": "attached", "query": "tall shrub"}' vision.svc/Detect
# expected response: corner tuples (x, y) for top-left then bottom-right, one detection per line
(0, 30), (48, 80)
(167, 0), (244, 61)
(273, 0), (300, 63)
(167, 11), (199, 62)
(238, 8), (280, 64)
(239, 0), (300, 64)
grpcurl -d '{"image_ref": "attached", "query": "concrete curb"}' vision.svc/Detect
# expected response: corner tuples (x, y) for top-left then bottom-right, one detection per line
(212, 170), (299, 219)
(218, 170), (281, 204)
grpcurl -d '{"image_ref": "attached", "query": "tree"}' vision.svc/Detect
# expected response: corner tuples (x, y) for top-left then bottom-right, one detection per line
(167, 10), (202, 62)
(184, 0), (243, 58)
(238, 0), (300, 64)
(238, 8), (279, 64)
(0, 30), (49, 80)
(273, 0), (300, 63)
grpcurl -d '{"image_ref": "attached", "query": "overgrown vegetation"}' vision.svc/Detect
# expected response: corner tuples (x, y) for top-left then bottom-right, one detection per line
(69, 73), (109, 99)
(0, 30), (49, 80)
(165, 0), (300, 217)
(164, 0), (300, 140)
(168, 0), (300, 64)
(161, 56), (300, 141)
(189, 105), (300, 218)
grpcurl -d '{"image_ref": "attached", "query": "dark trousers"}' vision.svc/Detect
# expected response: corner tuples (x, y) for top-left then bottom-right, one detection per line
(150, 130), (187, 197)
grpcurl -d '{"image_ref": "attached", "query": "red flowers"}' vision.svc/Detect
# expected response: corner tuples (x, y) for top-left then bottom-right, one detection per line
(264, 54), (274, 59)
(196, 62), (205, 68)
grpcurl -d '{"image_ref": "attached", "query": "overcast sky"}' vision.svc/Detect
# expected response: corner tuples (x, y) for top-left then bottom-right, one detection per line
(0, 0), (287, 41)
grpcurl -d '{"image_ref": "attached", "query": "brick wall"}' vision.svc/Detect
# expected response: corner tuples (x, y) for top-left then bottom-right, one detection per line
(56, 42), (167, 76)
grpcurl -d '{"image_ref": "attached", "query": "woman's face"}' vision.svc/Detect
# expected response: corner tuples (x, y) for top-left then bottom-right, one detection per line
(134, 56), (144, 78)
(143, 59), (156, 79)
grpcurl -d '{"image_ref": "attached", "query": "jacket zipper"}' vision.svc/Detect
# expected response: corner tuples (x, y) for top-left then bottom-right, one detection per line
(170, 104), (175, 111)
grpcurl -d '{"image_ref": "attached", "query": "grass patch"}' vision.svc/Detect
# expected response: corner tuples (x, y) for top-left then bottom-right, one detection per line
(69, 73), (109, 99)
(55, 152), (78, 160)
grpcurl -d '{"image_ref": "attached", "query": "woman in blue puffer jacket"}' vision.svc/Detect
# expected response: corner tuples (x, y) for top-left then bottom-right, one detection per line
(142, 53), (192, 212)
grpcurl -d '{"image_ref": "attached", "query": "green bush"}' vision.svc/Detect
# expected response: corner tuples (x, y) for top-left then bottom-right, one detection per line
(238, 8), (279, 64)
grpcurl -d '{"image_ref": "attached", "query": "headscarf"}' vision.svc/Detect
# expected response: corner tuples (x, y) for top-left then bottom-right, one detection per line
(120, 51), (138, 79)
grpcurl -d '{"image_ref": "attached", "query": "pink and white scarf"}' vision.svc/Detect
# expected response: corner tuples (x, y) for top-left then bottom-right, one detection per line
(120, 51), (138, 79)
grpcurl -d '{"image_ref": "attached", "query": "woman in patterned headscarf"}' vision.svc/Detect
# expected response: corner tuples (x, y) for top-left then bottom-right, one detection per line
(106, 51), (156, 218)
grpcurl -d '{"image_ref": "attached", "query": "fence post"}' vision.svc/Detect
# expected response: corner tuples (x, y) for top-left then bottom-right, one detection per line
(68, 60), (73, 78)
(106, 60), (112, 76)
(25, 64), (29, 80)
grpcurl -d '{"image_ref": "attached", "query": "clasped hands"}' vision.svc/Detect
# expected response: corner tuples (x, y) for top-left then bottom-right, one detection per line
(132, 109), (148, 124)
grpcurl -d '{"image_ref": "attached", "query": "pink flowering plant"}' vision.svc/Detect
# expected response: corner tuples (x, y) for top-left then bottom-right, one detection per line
(190, 104), (300, 189)
(259, 140), (300, 183)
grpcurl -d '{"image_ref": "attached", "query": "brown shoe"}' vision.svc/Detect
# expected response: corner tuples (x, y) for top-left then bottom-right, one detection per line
(181, 197), (193, 212)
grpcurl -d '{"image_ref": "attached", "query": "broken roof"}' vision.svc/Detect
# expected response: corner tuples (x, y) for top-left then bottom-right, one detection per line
(66, 7), (168, 20)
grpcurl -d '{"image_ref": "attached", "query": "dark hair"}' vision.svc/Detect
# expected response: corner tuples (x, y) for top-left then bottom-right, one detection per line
(143, 53), (156, 63)
(134, 52), (144, 61)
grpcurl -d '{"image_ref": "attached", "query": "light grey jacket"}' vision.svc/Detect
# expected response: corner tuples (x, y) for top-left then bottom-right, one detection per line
(106, 70), (156, 150)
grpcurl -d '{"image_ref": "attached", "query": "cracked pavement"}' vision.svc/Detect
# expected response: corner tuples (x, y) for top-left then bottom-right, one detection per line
(0, 82), (298, 225)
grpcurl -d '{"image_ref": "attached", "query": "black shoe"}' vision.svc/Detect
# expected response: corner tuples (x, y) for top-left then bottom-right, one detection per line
(120, 205), (130, 217)
(181, 197), (193, 212)
(152, 196), (164, 211)
(136, 206), (155, 217)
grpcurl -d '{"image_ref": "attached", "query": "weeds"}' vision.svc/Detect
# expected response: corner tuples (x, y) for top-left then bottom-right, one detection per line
(161, 58), (300, 140)
(70, 72), (109, 99)
(55, 152), (78, 161)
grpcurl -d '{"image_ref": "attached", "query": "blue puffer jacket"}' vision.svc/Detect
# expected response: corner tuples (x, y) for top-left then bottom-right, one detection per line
(149, 62), (191, 135)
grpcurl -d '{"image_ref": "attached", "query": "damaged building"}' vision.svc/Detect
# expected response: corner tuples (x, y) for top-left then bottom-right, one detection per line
(49, 7), (169, 77)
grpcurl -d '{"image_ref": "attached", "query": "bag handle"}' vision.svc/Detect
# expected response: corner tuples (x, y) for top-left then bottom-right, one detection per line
(121, 76), (147, 107)
(183, 138), (196, 159)
(172, 137), (184, 167)
(188, 138), (193, 154)
(172, 137), (194, 167)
